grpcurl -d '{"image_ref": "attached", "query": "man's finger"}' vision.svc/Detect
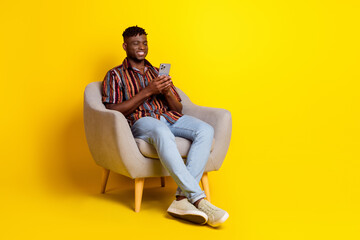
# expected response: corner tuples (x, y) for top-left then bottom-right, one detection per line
(159, 82), (171, 89)
(157, 75), (167, 81)
(158, 78), (171, 84)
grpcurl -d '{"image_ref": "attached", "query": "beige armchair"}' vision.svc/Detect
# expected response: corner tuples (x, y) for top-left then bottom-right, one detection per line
(83, 81), (232, 212)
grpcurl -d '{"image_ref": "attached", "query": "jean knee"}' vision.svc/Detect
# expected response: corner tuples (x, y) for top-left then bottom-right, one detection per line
(197, 122), (214, 140)
(151, 125), (175, 142)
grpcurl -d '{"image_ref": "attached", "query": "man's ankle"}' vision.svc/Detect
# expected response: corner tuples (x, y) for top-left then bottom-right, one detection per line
(176, 195), (187, 201)
(193, 198), (204, 208)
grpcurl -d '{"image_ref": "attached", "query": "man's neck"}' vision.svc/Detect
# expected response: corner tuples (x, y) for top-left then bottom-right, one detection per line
(127, 58), (145, 73)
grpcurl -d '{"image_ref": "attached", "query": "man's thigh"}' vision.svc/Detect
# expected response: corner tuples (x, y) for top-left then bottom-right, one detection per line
(169, 115), (213, 141)
(131, 116), (173, 142)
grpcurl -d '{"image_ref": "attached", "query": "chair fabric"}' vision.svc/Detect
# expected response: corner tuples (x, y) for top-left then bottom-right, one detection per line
(84, 81), (232, 179)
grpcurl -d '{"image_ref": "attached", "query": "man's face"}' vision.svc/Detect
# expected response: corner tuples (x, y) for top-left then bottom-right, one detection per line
(123, 34), (148, 62)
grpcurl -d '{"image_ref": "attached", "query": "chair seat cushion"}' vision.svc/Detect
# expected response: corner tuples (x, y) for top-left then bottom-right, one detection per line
(135, 137), (215, 159)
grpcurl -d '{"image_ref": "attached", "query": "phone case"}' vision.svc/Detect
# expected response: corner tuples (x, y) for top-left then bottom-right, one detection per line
(159, 63), (171, 76)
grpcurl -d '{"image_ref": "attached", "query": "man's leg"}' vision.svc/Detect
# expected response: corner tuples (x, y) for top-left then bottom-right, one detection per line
(165, 115), (229, 227)
(131, 117), (206, 203)
(166, 115), (214, 201)
(132, 116), (228, 226)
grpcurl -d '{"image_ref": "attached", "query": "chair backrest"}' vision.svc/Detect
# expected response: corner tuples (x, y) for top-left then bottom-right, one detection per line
(84, 82), (106, 112)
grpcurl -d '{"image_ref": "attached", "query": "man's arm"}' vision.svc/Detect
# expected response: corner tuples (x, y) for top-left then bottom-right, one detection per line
(162, 87), (183, 114)
(105, 75), (175, 116)
(104, 88), (151, 116)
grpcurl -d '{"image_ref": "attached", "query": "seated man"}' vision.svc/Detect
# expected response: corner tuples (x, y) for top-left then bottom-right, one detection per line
(102, 25), (229, 227)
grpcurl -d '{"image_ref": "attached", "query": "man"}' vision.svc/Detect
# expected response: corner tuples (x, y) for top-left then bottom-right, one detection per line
(102, 26), (229, 227)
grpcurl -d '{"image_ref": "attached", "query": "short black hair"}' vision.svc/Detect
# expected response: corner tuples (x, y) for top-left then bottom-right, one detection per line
(122, 26), (147, 40)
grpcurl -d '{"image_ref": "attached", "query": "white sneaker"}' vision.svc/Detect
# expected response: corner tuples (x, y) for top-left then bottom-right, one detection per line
(167, 199), (208, 224)
(197, 199), (229, 227)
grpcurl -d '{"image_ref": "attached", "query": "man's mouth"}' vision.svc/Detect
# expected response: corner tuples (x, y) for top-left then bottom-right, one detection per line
(137, 51), (145, 56)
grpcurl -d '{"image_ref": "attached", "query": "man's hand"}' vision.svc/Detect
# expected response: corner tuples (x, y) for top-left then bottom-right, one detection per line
(147, 75), (172, 95)
(146, 74), (182, 113)
(105, 74), (181, 116)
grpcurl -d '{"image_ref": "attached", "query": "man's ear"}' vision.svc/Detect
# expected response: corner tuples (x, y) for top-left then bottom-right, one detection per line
(122, 42), (127, 51)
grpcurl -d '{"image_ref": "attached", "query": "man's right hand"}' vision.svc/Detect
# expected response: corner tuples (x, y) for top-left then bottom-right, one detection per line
(146, 75), (172, 95)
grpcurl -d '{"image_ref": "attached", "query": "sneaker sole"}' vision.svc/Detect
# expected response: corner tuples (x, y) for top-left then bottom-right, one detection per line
(208, 212), (229, 227)
(167, 208), (208, 225)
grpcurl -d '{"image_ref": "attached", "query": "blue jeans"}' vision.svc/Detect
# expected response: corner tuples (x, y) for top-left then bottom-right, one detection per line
(131, 115), (214, 204)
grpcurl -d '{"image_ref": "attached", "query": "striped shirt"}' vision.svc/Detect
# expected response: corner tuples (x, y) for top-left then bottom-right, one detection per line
(102, 58), (183, 126)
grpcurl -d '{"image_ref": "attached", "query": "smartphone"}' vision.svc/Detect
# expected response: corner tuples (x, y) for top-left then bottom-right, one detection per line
(158, 63), (171, 76)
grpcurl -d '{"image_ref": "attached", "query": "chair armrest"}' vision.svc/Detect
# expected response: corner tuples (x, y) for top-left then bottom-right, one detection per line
(182, 103), (232, 170)
(84, 95), (146, 178)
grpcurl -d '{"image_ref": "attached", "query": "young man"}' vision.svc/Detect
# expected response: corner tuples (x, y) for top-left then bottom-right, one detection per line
(102, 26), (229, 227)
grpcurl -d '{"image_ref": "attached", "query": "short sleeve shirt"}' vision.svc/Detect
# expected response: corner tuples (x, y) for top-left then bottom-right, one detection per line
(102, 58), (183, 126)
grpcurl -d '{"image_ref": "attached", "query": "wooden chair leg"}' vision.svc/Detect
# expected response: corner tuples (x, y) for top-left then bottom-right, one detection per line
(101, 168), (110, 194)
(201, 172), (211, 202)
(160, 176), (165, 187)
(134, 178), (145, 212)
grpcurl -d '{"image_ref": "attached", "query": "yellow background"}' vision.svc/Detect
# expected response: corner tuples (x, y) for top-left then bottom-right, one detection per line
(1, 0), (359, 239)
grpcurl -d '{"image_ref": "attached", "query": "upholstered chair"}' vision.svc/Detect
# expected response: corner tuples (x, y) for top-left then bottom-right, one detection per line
(83, 82), (232, 212)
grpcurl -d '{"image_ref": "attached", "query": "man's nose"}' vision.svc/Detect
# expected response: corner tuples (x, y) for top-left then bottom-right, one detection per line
(139, 43), (146, 49)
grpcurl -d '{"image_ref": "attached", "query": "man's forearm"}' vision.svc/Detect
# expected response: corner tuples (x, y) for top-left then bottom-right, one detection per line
(105, 88), (152, 116)
(163, 91), (183, 114)
(105, 77), (182, 115)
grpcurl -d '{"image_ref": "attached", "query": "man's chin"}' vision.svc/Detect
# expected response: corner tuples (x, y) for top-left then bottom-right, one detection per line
(131, 56), (146, 63)
(137, 54), (147, 60)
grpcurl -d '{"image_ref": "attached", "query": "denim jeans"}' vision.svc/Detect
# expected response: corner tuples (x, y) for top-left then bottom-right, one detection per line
(131, 115), (214, 204)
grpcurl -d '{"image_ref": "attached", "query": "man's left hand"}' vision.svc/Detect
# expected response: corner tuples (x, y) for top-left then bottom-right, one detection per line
(160, 76), (172, 95)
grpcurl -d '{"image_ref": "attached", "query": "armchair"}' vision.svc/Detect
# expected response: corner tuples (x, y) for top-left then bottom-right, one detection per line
(83, 82), (232, 212)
